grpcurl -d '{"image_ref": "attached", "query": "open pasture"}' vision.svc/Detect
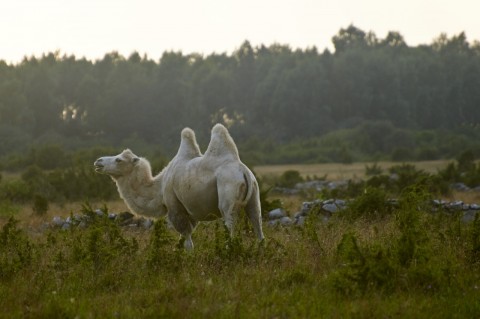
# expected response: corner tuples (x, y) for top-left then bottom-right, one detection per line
(254, 160), (451, 180)
(1, 159), (480, 318)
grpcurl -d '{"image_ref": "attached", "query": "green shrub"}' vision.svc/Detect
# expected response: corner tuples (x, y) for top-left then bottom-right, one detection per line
(437, 150), (480, 188)
(332, 232), (395, 295)
(32, 194), (49, 216)
(27, 145), (70, 170)
(365, 162), (383, 176)
(391, 147), (413, 161)
(332, 186), (449, 296)
(395, 186), (431, 267)
(469, 214), (480, 264)
(0, 217), (34, 280)
(0, 201), (20, 218)
(277, 170), (303, 188)
(146, 219), (180, 271)
(52, 204), (138, 272)
(343, 186), (394, 220)
(415, 146), (439, 160)
(0, 179), (32, 203)
(457, 149), (476, 173)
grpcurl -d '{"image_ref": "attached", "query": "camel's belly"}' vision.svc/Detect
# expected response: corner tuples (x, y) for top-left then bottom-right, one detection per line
(174, 178), (221, 221)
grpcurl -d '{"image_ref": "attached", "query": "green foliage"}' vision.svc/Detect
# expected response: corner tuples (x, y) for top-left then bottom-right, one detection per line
(2, 163), (117, 204)
(0, 217), (34, 280)
(0, 199), (479, 317)
(32, 194), (49, 216)
(146, 219), (179, 271)
(54, 206), (138, 272)
(365, 162), (383, 176)
(0, 200), (20, 218)
(27, 145), (70, 170)
(332, 187), (449, 296)
(364, 163), (449, 196)
(333, 232), (395, 294)
(2, 29), (480, 163)
(343, 186), (394, 220)
(212, 221), (255, 262)
(276, 170), (304, 188)
(437, 149), (480, 187)
(469, 214), (480, 264)
(0, 179), (32, 203)
(395, 186), (432, 267)
(257, 174), (283, 214)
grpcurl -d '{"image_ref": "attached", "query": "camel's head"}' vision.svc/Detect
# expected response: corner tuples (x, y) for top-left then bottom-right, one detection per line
(94, 149), (140, 178)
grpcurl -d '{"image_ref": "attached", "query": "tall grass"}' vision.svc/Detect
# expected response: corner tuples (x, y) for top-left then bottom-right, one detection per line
(1, 195), (479, 318)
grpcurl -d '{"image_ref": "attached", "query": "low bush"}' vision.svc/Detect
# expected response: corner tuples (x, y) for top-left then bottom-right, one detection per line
(331, 186), (452, 296)
(0, 217), (34, 280)
(276, 170), (304, 188)
(343, 186), (394, 220)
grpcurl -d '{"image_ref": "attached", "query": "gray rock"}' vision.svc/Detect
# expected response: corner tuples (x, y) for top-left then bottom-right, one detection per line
(470, 203), (480, 210)
(322, 203), (339, 214)
(273, 187), (300, 195)
(267, 219), (280, 227)
(142, 219), (154, 229)
(462, 210), (478, 223)
(279, 216), (293, 225)
(95, 209), (105, 217)
(295, 180), (328, 191)
(52, 216), (64, 227)
(450, 183), (470, 192)
(61, 223), (71, 230)
(267, 216), (292, 227)
(268, 208), (286, 220)
(108, 213), (117, 220)
(448, 201), (464, 210)
(432, 199), (447, 207)
(334, 199), (347, 207)
(389, 173), (399, 181)
(295, 215), (306, 226)
(327, 181), (347, 190)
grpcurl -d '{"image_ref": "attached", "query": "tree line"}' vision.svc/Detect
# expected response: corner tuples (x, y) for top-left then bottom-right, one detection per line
(1, 25), (480, 163)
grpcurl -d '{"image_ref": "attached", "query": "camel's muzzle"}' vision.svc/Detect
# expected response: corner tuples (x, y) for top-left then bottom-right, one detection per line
(94, 159), (105, 172)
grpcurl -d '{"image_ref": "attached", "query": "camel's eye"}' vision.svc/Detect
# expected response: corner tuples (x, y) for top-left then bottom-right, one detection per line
(115, 158), (123, 163)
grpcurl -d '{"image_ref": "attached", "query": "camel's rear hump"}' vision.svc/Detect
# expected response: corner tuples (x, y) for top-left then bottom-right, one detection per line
(204, 124), (240, 160)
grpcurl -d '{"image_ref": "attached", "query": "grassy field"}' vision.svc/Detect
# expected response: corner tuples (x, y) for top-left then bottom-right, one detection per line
(254, 159), (452, 180)
(1, 160), (480, 318)
(1, 193), (480, 318)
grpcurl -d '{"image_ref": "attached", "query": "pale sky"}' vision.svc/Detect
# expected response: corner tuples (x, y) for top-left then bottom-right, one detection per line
(1, 0), (480, 64)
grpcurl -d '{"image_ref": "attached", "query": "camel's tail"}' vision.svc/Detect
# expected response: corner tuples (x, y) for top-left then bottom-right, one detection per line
(241, 165), (257, 205)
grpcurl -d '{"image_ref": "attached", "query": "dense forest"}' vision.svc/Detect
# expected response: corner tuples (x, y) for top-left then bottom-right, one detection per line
(1, 25), (480, 164)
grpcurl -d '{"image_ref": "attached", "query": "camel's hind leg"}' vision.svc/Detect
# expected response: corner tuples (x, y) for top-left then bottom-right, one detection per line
(245, 183), (265, 241)
(218, 178), (264, 241)
(217, 182), (245, 238)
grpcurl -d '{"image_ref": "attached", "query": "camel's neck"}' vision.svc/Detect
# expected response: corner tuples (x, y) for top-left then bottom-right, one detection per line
(114, 168), (166, 218)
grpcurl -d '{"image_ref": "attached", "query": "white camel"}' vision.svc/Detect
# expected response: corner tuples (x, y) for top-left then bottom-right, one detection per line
(94, 124), (265, 250)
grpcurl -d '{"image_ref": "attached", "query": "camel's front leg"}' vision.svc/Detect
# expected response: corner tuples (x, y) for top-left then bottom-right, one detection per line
(168, 210), (196, 251)
(165, 195), (197, 251)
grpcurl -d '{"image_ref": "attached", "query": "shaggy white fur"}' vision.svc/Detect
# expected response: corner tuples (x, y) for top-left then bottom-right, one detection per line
(94, 124), (265, 250)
